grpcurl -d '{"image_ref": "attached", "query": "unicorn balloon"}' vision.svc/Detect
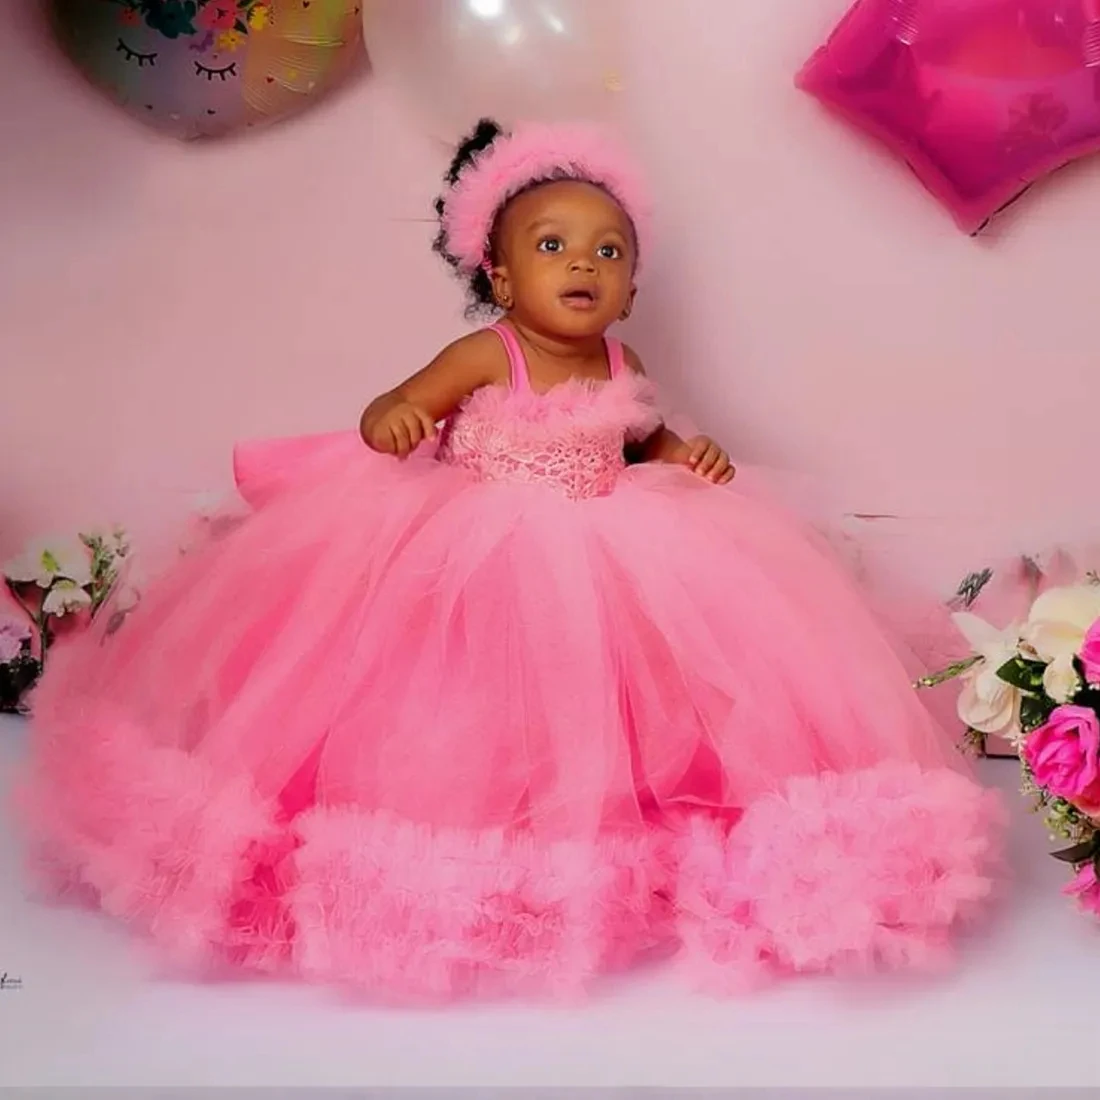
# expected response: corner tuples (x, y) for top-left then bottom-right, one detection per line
(52, 0), (364, 139)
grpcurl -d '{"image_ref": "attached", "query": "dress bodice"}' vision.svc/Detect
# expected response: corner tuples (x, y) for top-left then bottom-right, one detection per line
(436, 324), (662, 500)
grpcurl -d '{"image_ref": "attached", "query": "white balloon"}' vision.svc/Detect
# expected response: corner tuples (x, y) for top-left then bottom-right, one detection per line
(365, 0), (625, 136)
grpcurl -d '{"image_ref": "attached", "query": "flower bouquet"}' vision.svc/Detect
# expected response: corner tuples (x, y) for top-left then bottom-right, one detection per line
(111, 1), (272, 44)
(1, 530), (131, 714)
(925, 567), (1100, 916)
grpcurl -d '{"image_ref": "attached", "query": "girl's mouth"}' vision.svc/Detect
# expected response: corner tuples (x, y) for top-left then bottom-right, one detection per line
(560, 287), (599, 310)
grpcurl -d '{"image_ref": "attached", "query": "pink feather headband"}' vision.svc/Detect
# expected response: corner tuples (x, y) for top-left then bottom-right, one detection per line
(440, 122), (651, 275)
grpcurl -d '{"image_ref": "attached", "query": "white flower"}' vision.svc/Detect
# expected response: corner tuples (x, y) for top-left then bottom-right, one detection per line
(1023, 584), (1100, 665)
(42, 580), (92, 617)
(4, 537), (92, 589)
(1043, 656), (1082, 704)
(952, 611), (1023, 736)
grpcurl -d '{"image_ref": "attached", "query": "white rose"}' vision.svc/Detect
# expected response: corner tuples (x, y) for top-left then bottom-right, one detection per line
(4, 537), (92, 589)
(1023, 584), (1100, 664)
(1042, 655), (1082, 704)
(42, 580), (93, 617)
(951, 612), (1024, 736)
(957, 674), (1019, 735)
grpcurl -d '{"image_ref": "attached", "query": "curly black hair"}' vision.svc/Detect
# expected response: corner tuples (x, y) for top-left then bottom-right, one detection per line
(431, 118), (504, 319)
(432, 118), (580, 320)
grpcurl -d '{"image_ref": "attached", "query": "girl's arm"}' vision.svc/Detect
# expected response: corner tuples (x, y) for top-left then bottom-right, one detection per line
(621, 343), (685, 461)
(622, 344), (735, 484)
(361, 329), (509, 456)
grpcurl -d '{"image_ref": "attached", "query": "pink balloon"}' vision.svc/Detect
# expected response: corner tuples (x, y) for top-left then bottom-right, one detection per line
(798, 0), (1100, 232)
(365, 0), (624, 136)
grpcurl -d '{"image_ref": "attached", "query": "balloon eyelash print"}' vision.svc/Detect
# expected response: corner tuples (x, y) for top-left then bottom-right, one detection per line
(51, 0), (365, 139)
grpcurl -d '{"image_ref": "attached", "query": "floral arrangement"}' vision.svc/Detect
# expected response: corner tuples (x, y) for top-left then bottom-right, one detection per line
(924, 567), (1100, 917)
(1, 530), (131, 714)
(111, 1), (271, 46)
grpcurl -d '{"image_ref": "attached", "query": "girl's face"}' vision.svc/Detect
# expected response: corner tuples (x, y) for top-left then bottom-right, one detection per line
(491, 180), (637, 339)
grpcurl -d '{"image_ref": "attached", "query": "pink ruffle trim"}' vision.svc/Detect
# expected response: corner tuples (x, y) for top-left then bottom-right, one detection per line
(18, 757), (1004, 1001)
(17, 729), (278, 970)
(675, 763), (1006, 992)
(457, 370), (662, 442)
(288, 810), (668, 1003)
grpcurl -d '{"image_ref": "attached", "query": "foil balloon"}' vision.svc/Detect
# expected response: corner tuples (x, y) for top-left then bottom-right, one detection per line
(51, 0), (364, 139)
(798, 0), (1100, 233)
(364, 0), (624, 136)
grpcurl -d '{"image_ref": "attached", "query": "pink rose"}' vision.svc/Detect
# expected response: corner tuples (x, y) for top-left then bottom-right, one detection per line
(1080, 619), (1100, 687)
(0, 619), (29, 663)
(1064, 862), (1100, 917)
(1022, 705), (1100, 812)
(197, 1), (238, 31)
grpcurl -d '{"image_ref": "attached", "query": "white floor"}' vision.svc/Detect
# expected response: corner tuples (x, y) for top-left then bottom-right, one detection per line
(3, 714), (1100, 1091)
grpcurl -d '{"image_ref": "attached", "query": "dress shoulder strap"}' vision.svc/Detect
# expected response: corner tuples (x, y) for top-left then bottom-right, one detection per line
(605, 336), (627, 379)
(488, 322), (531, 393)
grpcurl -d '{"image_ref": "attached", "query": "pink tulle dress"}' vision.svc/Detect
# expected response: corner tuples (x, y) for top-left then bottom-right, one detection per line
(17, 324), (1003, 1001)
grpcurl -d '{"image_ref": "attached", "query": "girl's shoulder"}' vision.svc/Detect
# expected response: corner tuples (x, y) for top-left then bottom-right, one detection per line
(413, 327), (511, 407)
(619, 342), (647, 377)
(432, 327), (510, 379)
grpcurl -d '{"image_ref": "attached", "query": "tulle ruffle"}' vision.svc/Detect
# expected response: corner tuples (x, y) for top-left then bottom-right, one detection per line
(19, 727), (1002, 1001)
(675, 763), (1004, 993)
(454, 369), (662, 442)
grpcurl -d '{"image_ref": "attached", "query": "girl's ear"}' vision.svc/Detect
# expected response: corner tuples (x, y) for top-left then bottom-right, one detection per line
(490, 267), (514, 311)
(620, 285), (637, 321)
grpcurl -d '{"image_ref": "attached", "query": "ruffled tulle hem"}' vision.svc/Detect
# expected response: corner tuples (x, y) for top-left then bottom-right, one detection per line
(284, 810), (671, 1003)
(16, 758), (1005, 1003)
(674, 763), (1006, 993)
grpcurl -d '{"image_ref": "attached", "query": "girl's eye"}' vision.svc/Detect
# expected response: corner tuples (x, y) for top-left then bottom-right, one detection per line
(537, 238), (563, 253)
(597, 244), (622, 260)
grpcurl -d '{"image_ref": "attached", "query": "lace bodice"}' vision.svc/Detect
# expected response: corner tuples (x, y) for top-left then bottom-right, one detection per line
(436, 325), (661, 500)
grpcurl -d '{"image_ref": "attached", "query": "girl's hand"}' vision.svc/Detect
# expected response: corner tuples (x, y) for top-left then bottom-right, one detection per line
(674, 435), (735, 484)
(363, 401), (438, 458)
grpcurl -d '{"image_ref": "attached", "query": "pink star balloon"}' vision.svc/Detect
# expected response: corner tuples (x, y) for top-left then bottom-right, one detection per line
(798, 0), (1100, 233)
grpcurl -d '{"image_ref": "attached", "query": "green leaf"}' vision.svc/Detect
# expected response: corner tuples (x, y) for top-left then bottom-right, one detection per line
(996, 656), (1047, 693)
(1051, 837), (1099, 864)
(235, 18), (248, 32)
(1020, 694), (1055, 733)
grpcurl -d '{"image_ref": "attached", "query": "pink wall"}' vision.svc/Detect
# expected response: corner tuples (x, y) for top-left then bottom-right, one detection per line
(4, 0), (1100, 589)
